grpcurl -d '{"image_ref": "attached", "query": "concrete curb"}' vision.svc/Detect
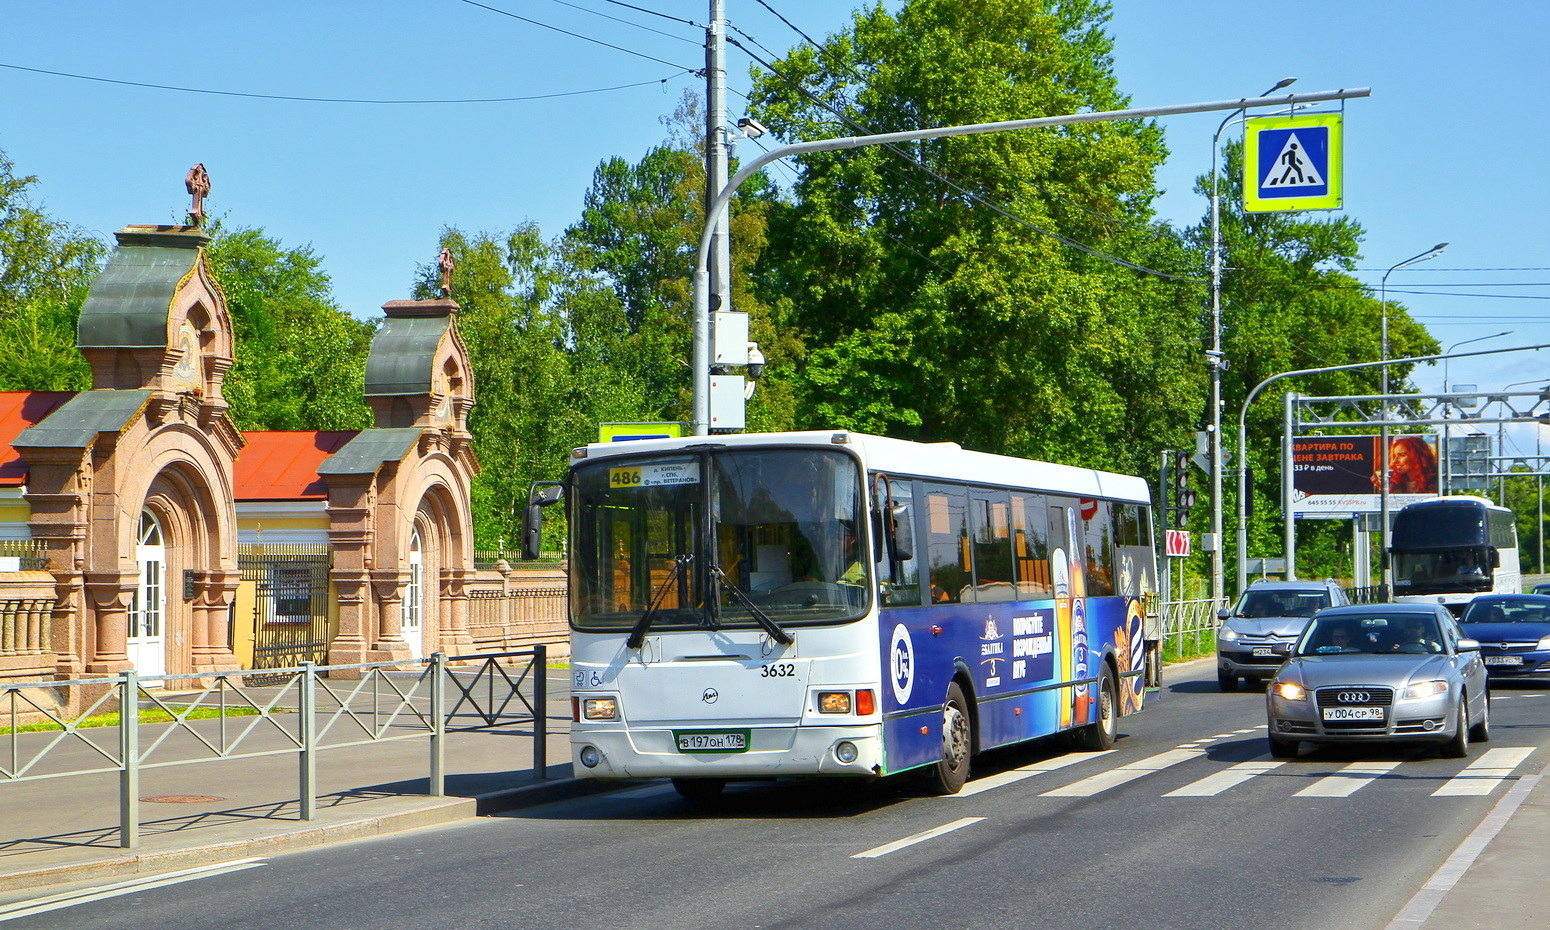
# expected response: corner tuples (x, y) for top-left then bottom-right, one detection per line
(0, 776), (620, 896)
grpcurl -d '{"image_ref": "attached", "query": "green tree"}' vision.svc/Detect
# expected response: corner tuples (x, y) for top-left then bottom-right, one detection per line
(412, 225), (577, 550)
(748, 0), (1200, 476)
(0, 148), (104, 390)
(207, 227), (373, 431)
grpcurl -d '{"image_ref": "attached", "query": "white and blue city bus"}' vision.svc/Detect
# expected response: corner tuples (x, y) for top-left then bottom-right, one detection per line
(1391, 496), (1520, 616)
(525, 431), (1158, 798)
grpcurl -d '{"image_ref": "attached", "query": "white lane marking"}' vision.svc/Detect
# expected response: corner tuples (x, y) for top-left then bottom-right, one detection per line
(953, 750), (1116, 797)
(852, 817), (985, 859)
(1387, 774), (1542, 929)
(1164, 757), (1288, 797)
(0, 858), (266, 921)
(1040, 748), (1204, 798)
(1293, 760), (1404, 797)
(1432, 747), (1537, 797)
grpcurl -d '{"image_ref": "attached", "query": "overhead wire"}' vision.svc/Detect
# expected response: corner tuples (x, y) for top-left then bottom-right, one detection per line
(0, 61), (692, 104)
(454, 0), (697, 71)
(535, 0), (701, 44)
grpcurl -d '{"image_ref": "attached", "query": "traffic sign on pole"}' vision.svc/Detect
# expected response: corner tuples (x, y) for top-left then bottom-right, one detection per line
(1243, 113), (1343, 212)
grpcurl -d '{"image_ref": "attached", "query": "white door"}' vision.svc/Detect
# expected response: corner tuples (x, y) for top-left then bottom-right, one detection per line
(400, 527), (424, 659)
(128, 511), (167, 679)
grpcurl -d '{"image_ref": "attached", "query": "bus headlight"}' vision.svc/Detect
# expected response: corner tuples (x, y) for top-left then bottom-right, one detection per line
(579, 745), (602, 768)
(583, 697), (619, 720)
(818, 691), (852, 714)
(834, 741), (859, 764)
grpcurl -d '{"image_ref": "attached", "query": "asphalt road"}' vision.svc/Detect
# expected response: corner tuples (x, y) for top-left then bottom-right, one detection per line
(10, 661), (1546, 930)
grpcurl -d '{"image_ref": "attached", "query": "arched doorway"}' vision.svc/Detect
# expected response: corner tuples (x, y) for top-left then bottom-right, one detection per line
(129, 510), (167, 678)
(401, 525), (424, 659)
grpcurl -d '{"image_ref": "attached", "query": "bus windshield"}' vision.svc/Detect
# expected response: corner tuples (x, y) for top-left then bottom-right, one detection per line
(1392, 547), (1493, 593)
(570, 447), (867, 631)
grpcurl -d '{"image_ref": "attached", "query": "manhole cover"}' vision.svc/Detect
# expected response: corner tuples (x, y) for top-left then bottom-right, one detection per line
(140, 795), (227, 804)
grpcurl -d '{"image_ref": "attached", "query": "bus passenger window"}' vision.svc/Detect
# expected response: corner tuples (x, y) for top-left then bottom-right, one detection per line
(925, 486), (970, 604)
(969, 493), (1015, 602)
(1082, 499), (1115, 597)
(1012, 494), (1051, 597)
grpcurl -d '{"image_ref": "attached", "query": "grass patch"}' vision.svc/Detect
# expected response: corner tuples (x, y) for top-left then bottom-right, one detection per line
(13, 705), (264, 733)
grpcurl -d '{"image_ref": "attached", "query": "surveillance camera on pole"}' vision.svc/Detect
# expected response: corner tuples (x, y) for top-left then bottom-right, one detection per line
(736, 117), (768, 139)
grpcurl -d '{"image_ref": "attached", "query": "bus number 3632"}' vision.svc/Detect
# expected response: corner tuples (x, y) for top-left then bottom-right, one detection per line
(761, 663), (795, 677)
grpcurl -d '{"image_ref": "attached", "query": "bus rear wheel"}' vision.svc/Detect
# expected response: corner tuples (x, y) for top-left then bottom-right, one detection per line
(923, 682), (973, 795)
(1073, 666), (1117, 751)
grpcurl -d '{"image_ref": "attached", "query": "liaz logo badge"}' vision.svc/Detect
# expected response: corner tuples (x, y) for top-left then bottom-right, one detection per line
(701, 688), (719, 704)
(889, 624), (915, 705)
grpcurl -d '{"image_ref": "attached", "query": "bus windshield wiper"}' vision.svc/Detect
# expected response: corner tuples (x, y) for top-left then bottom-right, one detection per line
(627, 554), (692, 649)
(711, 566), (794, 646)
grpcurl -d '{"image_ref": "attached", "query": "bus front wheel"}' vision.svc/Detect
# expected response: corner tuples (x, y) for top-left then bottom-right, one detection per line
(923, 682), (973, 795)
(672, 778), (727, 803)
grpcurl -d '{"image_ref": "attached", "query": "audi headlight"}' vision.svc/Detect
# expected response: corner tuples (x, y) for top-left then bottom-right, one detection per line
(1271, 681), (1306, 701)
(1401, 680), (1449, 701)
(1217, 625), (1240, 643)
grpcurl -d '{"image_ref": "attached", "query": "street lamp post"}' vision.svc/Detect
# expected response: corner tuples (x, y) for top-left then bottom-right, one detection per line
(1441, 331), (1511, 492)
(1208, 76), (1295, 609)
(689, 87), (1370, 434)
(1378, 243), (1447, 586)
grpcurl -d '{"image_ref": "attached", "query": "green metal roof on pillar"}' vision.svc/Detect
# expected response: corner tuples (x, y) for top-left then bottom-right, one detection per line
(364, 316), (449, 397)
(11, 390), (153, 449)
(315, 428), (422, 476)
(76, 227), (211, 349)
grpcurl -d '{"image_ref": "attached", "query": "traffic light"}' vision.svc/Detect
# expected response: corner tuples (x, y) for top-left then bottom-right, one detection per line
(1172, 451), (1195, 528)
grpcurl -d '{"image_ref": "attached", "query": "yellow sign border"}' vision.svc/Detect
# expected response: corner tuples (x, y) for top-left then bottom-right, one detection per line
(1243, 113), (1343, 213)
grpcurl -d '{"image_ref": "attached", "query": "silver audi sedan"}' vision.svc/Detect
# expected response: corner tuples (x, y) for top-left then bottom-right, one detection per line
(1265, 603), (1489, 759)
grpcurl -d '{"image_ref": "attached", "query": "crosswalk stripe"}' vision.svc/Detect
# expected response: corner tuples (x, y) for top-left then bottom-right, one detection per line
(1431, 747), (1536, 797)
(1041, 748), (1203, 797)
(1164, 757), (1287, 797)
(852, 817), (984, 859)
(1294, 760), (1404, 797)
(954, 750), (1116, 797)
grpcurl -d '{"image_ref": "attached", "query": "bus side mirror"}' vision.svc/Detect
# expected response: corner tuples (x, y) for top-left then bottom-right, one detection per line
(888, 502), (914, 563)
(520, 482), (564, 561)
(1488, 550), (1500, 569)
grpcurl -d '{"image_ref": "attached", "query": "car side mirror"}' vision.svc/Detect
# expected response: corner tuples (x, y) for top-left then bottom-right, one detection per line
(1216, 607), (1231, 621)
(1456, 638), (1480, 652)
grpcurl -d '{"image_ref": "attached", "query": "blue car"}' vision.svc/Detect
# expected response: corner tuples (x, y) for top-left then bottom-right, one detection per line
(1459, 594), (1550, 681)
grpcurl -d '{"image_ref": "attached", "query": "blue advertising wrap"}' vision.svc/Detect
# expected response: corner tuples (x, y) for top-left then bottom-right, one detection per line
(878, 594), (1146, 775)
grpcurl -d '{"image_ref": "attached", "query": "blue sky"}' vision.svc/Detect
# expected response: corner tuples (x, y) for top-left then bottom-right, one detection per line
(4, 1), (1547, 457)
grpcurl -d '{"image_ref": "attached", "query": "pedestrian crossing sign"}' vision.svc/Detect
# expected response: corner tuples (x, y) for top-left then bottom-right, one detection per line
(1243, 113), (1343, 212)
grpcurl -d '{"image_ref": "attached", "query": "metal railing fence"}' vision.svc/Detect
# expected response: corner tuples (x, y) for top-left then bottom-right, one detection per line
(0, 647), (548, 849)
(1159, 596), (1227, 659)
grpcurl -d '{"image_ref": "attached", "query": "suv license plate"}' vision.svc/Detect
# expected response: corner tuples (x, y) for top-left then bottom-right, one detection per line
(675, 731), (749, 753)
(1323, 707), (1383, 721)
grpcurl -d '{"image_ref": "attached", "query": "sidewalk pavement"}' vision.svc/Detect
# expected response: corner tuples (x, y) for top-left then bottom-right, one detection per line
(1, 671), (1545, 930)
